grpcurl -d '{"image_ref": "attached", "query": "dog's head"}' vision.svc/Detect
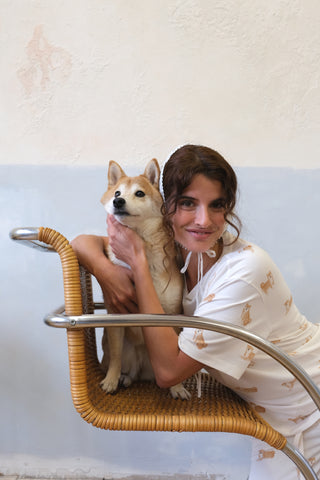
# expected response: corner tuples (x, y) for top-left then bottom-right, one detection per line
(101, 158), (163, 230)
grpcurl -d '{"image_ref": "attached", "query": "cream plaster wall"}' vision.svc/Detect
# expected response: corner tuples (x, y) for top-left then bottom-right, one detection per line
(1, 0), (320, 169)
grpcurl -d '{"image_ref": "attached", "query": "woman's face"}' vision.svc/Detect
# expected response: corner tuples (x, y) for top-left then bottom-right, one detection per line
(171, 174), (226, 253)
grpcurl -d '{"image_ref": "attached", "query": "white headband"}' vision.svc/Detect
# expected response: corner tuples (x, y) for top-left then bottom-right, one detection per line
(159, 145), (185, 201)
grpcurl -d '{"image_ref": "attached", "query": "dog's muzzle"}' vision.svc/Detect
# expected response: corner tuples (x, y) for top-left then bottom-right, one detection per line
(113, 197), (128, 215)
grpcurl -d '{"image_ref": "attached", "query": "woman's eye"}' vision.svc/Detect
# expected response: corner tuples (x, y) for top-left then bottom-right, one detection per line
(115, 191), (121, 197)
(135, 190), (145, 197)
(178, 198), (195, 209)
(211, 200), (226, 211)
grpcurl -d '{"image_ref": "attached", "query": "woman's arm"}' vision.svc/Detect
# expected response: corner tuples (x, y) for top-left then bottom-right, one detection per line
(107, 216), (204, 386)
(142, 326), (204, 388)
(71, 234), (138, 313)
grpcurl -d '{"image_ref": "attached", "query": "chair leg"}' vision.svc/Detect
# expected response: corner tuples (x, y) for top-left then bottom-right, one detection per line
(283, 441), (318, 480)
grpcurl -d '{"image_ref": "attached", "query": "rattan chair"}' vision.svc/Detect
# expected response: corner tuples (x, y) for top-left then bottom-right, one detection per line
(10, 227), (320, 480)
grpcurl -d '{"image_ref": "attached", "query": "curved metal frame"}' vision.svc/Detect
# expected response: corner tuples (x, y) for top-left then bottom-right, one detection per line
(10, 227), (320, 480)
(44, 311), (320, 480)
(45, 307), (320, 412)
(10, 227), (55, 252)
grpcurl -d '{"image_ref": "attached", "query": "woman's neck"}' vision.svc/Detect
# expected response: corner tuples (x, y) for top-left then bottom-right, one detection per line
(181, 239), (223, 292)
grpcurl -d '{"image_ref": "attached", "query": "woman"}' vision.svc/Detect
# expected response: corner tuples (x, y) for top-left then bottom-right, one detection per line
(72, 145), (320, 479)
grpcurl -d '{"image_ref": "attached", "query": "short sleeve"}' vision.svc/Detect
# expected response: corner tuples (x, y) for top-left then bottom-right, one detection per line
(179, 279), (271, 380)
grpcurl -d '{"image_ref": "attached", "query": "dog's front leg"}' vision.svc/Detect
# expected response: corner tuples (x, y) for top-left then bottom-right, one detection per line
(100, 326), (124, 393)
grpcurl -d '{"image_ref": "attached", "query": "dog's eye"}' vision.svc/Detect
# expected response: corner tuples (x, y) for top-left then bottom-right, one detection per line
(135, 190), (145, 197)
(115, 191), (121, 197)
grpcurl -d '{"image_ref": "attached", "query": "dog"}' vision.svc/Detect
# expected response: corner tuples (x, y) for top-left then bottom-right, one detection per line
(99, 158), (190, 399)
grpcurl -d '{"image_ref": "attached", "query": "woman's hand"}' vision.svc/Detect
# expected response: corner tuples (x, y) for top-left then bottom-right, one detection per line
(107, 215), (146, 269)
(71, 234), (138, 313)
(107, 215), (165, 315)
(97, 262), (138, 314)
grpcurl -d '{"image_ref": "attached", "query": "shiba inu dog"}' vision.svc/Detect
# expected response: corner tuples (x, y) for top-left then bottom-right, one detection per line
(100, 158), (190, 399)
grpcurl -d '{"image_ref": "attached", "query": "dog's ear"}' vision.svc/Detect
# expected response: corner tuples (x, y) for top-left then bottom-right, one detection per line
(144, 158), (160, 189)
(108, 161), (126, 186)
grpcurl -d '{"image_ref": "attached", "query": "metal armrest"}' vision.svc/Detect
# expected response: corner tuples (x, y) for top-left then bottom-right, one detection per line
(45, 307), (320, 413)
(10, 227), (55, 252)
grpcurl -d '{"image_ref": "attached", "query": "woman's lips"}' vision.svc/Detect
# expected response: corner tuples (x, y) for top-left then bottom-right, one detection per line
(186, 229), (214, 240)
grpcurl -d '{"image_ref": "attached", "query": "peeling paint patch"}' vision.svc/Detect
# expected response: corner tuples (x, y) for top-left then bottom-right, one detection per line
(17, 25), (72, 96)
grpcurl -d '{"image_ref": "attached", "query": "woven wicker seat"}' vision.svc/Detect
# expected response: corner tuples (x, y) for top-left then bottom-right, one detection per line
(67, 326), (285, 444)
(10, 227), (320, 480)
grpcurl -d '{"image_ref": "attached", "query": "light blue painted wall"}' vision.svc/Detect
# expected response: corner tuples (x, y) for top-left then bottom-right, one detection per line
(1, 165), (319, 478)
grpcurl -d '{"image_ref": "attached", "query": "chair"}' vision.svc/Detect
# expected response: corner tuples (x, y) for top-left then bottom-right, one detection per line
(10, 226), (320, 480)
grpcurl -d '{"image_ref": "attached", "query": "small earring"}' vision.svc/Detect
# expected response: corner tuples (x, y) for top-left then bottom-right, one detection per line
(219, 223), (228, 241)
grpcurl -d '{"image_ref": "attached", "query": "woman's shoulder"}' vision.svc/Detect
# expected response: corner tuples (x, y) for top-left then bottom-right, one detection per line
(222, 232), (271, 264)
(219, 232), (280, 283)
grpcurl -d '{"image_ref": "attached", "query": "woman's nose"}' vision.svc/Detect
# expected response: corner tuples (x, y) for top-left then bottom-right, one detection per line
(195, 206), (211, 226)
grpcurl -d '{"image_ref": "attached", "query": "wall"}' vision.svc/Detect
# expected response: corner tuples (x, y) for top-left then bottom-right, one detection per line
(1, 1), (320, 479)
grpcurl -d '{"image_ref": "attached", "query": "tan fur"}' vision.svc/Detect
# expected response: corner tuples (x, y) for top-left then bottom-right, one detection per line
(99, 159), (190, 399)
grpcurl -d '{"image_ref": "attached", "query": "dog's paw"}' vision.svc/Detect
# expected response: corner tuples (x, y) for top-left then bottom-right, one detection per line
(169, 383), (191, 400)
(120, 374), (133, 388)
(100, 375), (119, 393)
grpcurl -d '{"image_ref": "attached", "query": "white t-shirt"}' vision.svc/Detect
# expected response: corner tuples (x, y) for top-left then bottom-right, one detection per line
(178, 232), (320, 436)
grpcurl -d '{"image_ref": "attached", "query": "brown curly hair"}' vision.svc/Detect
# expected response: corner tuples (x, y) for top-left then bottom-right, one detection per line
(161, 145), (241, 243)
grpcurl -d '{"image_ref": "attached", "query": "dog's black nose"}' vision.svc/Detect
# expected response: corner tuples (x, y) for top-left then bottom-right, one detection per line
(113, 197), (126, 209)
